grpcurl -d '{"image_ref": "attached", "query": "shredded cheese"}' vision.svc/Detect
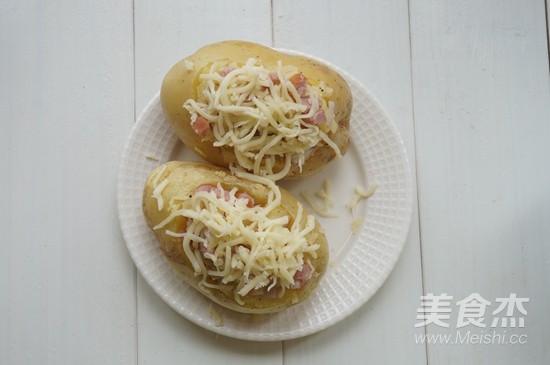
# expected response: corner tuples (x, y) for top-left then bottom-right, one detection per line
(208, 304), (224, 327)
(351, 217), (363, 233)
(183, 58), (340, 180)
(300, 179), (338, 218)
(316, 179), (335, 212)
(145, 153), (160, 161)
(152, 179), (169, 210)
(151, 165), (168, 211)
(193, 147), (207, 159)
(153, 172), (320, 300)
(183, 59), (194, 70)
(347, 183), (378, 214)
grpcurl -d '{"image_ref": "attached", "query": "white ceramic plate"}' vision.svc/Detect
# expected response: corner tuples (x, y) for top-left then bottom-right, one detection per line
(117, 53), (413, 341)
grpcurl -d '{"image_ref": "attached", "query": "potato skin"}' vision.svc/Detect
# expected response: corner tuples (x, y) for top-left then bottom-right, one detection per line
(142, 161), (329, 313)
(160, 40), (352, 179)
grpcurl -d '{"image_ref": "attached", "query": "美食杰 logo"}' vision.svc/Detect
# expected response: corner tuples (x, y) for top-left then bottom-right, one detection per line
(414, 293), (528, 345)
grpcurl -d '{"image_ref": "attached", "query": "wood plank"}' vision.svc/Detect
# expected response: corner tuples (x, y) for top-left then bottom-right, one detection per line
(410, 0), (550, 362)
(137, 278), (282, 363)
(273, 1), (426, 364)
(0, 1), (137, 364)
(133, 1), (282, 363)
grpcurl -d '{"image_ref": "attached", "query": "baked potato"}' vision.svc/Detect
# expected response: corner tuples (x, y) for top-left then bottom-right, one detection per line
(142, 161), (329, 313)
(161, 40), (352, 180)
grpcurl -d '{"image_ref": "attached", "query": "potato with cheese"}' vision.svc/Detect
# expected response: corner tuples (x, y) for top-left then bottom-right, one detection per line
(142, 161), (329, 313)
(161, 40), (352, 180)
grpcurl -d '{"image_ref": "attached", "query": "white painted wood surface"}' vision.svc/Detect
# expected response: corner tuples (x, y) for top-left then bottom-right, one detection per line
(0, 1), (137, 364)
(410, 0), (550, 363)
(1, 0), (548, 364)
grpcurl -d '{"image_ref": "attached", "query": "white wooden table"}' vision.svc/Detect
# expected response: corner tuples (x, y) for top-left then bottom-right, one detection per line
(2, 1), (549, 364)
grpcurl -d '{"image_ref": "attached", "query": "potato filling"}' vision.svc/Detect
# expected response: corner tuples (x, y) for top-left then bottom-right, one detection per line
(183, 58), (340, 180)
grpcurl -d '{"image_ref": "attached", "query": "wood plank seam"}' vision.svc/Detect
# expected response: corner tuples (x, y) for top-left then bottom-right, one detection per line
(270, 0), (275, 47)
(406, 0), (430, 364)
(545, 0), (550, 74)
(131, 0), (139, 364)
